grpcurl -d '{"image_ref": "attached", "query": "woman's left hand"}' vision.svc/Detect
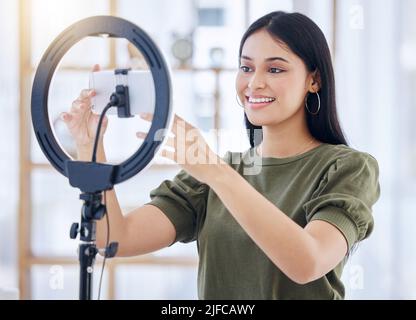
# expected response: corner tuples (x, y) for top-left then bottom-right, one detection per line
(136, 112), (227, 184)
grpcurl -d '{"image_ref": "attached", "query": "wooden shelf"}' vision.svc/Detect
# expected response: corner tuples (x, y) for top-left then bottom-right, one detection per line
(30, 161), (180, 171)
(29, 255), (198, 267)
(30, 65), (237, 73)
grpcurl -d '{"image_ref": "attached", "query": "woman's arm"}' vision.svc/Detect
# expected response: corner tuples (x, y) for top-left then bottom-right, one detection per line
(137, 113), (347, 283)
(208, 164), (347, 284)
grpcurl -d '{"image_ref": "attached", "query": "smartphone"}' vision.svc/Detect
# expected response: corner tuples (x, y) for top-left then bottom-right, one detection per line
(89, 69), (155, 116)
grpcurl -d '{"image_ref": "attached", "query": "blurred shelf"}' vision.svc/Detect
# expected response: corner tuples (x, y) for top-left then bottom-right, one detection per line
(30, 161), (180, 171)
(30, 66), (237, 73)
(29, 254), (198, 266)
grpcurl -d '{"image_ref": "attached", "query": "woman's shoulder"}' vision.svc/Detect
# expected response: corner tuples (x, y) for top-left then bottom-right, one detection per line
(221, 143), (378, 168)
(221, 144), (378, 182)
(317, 143), (378, 166)
(310, 143), (379, 179)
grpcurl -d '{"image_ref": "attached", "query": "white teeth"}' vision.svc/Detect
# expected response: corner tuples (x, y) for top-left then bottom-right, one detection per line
(248, 97), (275, 103)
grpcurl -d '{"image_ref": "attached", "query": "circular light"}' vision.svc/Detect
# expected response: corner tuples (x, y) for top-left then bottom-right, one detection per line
(31, 16), (173, 184)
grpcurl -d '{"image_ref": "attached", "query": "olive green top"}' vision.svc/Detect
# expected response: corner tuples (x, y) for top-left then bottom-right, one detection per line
(146, 143), (380, 299)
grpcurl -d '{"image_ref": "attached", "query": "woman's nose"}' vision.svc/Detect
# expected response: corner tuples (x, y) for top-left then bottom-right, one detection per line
(248, 72), (266, 89)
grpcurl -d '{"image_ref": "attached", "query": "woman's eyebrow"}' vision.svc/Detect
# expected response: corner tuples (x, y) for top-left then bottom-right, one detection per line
(241, 55), (289, 63)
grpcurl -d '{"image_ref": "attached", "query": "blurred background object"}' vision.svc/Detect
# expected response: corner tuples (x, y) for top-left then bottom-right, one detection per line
(171, 33), (194, 69)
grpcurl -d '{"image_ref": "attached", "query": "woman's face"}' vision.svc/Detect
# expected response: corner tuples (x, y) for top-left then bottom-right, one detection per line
(236, 29), (316, 127)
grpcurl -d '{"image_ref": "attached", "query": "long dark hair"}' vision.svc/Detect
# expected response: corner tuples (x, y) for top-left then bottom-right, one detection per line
(239, 11), (348, 147)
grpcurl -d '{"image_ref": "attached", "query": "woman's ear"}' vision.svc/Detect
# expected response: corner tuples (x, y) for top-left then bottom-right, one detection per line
(308, 69), (321, 92)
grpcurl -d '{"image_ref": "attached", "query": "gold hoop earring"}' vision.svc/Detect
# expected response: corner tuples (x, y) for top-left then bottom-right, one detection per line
(305, 91), (320, 115)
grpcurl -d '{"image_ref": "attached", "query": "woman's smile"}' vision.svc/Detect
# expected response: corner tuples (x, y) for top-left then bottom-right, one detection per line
(245, 95), (276, 109)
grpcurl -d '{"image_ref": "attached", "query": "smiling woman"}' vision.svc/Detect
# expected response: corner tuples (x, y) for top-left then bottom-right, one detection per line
(61, 11), (380, 300)
(237, 11), (346, 153)
(145, 11), (379, 299)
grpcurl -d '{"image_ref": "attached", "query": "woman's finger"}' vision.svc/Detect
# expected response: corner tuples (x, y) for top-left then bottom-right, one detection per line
(71, 99), (82, 108)
(174, 113), (185, 122)
(72, 98), (90, 110)
(160, 148), (175, 162)
(135, 131), (147, 139)
(60, 112), (73, 123)
(174, 113), (192, 129)
(155, 135), (175, 149)
(171, 114), (187, 136)
(78, 103), (90, 111)
(79, 89), (96, 100)
(164, 136), (175, 149)
(78, 95), (94, 105)
(139, 112), (154, 122)
(71, 102), (87, 114)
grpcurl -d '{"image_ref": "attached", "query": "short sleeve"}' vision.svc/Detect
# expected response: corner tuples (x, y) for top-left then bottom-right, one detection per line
(303, 152), (380, 251)
(145, 169), (209, 244)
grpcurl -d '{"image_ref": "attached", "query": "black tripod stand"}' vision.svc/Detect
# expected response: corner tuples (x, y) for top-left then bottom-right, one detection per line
(69, 191), (118, 300)
(67, 73), (132, 300)
(66, 160), (119, 300)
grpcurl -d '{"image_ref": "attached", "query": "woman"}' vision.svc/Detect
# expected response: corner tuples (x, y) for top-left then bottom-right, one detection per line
(61, 11), (380, 299)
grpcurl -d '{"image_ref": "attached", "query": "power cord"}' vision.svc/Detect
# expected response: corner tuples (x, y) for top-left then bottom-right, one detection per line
(97, 190), (110, 300)
(90, 93), (119, 299)
(91, 102), (113, 163)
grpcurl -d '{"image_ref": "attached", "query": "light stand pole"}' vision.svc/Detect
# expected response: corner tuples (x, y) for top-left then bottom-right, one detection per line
(67, 161), (117, 300)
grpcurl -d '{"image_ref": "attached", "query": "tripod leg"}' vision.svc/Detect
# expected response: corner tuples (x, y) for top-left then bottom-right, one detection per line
(79, 242), (97, 300)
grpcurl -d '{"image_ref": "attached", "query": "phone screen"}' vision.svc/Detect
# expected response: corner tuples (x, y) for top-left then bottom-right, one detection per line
(89, 70), (155, 116)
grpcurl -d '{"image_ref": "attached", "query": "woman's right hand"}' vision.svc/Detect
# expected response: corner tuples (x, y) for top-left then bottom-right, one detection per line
(60, 64), (108, 152)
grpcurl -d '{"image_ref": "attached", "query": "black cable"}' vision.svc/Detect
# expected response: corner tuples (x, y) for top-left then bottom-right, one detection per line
(93, 97), (116, 299)
(91, 102), (113, 163)
(97, 190), (110, 300)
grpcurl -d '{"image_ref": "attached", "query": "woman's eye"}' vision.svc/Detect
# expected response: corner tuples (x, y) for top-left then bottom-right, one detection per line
(240, 66), (252, 72)
(269, 67), (283, 73)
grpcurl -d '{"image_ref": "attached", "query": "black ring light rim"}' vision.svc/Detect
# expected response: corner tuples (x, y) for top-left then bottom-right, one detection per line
(31, 15), (172, 184)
